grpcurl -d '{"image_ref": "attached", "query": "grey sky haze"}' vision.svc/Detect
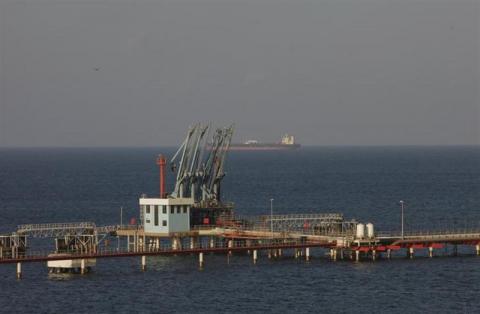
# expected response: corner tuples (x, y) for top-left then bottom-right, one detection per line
(0, 0), (479, 146)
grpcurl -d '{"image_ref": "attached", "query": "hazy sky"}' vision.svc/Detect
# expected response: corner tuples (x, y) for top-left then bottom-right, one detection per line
(0, 0), (478, 146)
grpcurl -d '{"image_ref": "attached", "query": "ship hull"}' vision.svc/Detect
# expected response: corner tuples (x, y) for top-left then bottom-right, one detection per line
(228, 144), (300, 151)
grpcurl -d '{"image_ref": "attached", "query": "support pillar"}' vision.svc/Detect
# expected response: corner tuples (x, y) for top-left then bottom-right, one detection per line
(172, 237), (181, 251)
(228, 240), (233, 255)
(141, 255), (146, 271)
(387, 249), (391, 259)
(268, 250), (272, 259)
(372, 250), (376, 261)
(278, 249), (283, 257)
(429, 247), (434, 258)
(476, 244), (480, 256)
(294, 248), (299, 259)
(253, 250), (258, 264)
(80, 259), (86, 275)
(134, 232), (138, 252)
(190, 237), (197, 250)
(199, 252), (204, 268)
(333, 249), (337, 261)
(209, 237), (215, 249)
(355, 250), (360, 262)
(305, 247), (310, 261)
(408, 247), (414, 259)
(16, 262), (21, 279)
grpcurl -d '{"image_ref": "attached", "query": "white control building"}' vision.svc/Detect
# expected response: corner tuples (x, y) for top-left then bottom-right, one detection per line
(139, 196), (194, 234)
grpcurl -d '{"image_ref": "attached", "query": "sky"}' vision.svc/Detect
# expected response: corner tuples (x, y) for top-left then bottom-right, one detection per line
(0, 0), (478, 147)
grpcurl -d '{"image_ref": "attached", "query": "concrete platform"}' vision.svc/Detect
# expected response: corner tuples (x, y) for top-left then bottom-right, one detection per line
(47, 253), (96, 270)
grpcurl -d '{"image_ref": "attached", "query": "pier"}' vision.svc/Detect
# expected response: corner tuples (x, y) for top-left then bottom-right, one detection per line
(1, 125), (478, 278)
(3, 216), (480, 278)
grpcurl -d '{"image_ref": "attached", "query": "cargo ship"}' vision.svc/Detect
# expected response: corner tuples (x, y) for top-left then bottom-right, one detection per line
(229, 134), (300, 151)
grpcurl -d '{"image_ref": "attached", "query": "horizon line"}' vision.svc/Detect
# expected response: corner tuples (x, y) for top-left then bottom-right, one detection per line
(0, 144), (479, 149)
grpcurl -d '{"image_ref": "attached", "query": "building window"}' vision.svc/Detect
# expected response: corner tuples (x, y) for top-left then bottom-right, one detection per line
(162, 206), (166, 214)
(170, 206), (174, 214)
(154, 205), (159, 226)
(162, 220), (167, 226)
(177, 206), (181, 214)
(145, 205), (150, 214)
(183, 206), (187, 214)
(146, 219), (151, 223)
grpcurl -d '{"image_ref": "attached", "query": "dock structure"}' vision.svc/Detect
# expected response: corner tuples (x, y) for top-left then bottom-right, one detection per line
(3, 217), (480, 278)
(1, 124), (479, 278)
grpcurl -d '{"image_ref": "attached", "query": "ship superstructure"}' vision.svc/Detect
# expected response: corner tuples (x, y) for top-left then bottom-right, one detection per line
(230, 134), (300, 151)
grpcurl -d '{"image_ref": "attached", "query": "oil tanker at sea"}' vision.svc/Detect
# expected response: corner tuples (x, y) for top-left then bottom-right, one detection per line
(229, 134), (300, 151)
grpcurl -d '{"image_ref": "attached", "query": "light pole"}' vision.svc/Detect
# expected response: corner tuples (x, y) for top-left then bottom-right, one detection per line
(270, 198), (274, 237)
(400, 200), (404, 239)
(120, 207), (123, 227)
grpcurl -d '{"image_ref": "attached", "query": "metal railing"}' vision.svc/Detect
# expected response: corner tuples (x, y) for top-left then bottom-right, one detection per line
(0, 238), (328, 263)
(96, 225), (137, 234)
(16, 222), (97, 238)
(15, 223), (141, 238)
(17, 222), (96, 232)
(193, 224), (355, 238)
(265, 213), (343, 221)
(376, 227), (480, 239)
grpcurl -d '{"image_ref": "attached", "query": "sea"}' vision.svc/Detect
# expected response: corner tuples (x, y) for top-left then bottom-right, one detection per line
(0, 146), (479, 313)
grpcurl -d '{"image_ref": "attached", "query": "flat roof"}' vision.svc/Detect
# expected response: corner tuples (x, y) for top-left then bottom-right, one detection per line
(139, 197), (195, 205)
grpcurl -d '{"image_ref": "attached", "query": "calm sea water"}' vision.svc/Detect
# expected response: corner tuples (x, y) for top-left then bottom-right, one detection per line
(0, 146), (479, 313)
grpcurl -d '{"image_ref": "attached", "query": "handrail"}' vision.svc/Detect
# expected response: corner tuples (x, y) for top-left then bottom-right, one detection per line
(17, 222), (96, 233)
(0, 238), (329, 264)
